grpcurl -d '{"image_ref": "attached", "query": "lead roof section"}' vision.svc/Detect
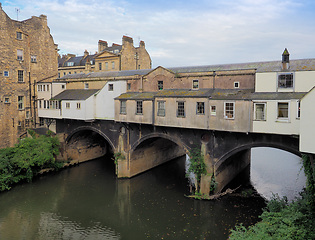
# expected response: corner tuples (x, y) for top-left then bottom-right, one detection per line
(52, 89), (100, 101)
(115, 89), (307, 101)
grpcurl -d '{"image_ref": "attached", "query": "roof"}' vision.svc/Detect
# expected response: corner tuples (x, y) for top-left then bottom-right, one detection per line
(115, 89), (306, 101)
(52, 89), (100, 101)
(58, 54), (96, 67)
(168, 58), (315, 73)
(58, 69), (152, 80)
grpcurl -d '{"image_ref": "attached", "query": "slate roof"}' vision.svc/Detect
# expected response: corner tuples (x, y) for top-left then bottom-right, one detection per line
(59, 69), (152, 80)
(115, 92), (156, 100)
(168, 58), (315, 73)
(52, 89), (100, 100)
(58, 55), (96, 68)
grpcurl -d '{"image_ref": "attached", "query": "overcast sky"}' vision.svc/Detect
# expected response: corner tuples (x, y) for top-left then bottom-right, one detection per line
(2, 0), (315, 68)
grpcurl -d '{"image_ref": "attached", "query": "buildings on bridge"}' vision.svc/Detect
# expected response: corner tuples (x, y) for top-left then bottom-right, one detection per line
(36, 46), (315, 154)
(58, 36), (152, 78)
(0, 4), (58, 148)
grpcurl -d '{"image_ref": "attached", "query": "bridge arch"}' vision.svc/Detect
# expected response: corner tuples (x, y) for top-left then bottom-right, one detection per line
(215, 141), (301, 174)
(127, 132), (189, 177)
(66, 126), (116, 151)
(214, 140), (301, 193)
(65, 126), (116, 163)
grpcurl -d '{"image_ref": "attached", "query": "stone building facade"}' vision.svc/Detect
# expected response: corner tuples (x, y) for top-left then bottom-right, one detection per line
(0, 4), (58, 148)
(58, 35), (152, 77)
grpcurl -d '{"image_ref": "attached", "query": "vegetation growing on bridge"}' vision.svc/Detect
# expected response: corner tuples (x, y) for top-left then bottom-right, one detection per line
(229, 154), (315, 239)
(0, 133), (62, 191)
(187, 147), (207, 194)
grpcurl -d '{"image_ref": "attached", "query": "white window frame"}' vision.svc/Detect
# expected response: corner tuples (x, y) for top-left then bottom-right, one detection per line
(31, 55), (37, 63)
(108, 84), (114, 91)
(18, 70), (24, 82)
(277, 101), (290, 120)
(16, 31), (22, 40)
(111, 61), (115, 69)
(211, 105), (216, 116)
(192, 80), (199, 89)
(254, 102), (266, 121)
(66, 102), (70, 109)
(67, 62), (74, 67)
(296, 100), (300, 119)
(224, 102), (235, 119)
(196, 102), (205, 115)
(136, 100), (143, 115)
(76, 103), (81, 109)
(177, 101), (185, 118)
(278, 72), (294, 89)
(18, 96), (24, 110)
(157, 101), (165, 117)
(17, 49), (23, 61)
(84, 83), (89, 89)
(3, 71), (9, 77)
(234, 82), (240, 88)
(120, 100), (126, 114)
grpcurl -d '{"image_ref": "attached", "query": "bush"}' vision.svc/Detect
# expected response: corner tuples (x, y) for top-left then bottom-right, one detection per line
(0, 135), (61, 191)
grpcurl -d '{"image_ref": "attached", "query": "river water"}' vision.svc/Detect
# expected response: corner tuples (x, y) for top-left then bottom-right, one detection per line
(0, 155), (268, 240)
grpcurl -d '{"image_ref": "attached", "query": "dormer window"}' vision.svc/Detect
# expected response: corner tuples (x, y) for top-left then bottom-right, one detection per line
(278, 73), (294, 88)
(67, 62), (74, 67)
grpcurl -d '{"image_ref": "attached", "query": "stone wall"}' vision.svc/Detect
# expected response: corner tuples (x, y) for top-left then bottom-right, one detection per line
(0, 5), (58, 148)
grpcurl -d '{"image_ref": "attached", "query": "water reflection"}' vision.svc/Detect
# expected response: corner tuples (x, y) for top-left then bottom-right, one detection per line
(251, 147), (306, 201)
(0, 155), (266, 240)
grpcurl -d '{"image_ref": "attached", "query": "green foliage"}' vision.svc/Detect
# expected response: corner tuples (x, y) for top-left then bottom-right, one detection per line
(112, 152), (125, 165)
(187, 147), (207, 193)
(209, 173), (218, 194)
(0, 135), (61, 191)
(229, 155), (315, 240)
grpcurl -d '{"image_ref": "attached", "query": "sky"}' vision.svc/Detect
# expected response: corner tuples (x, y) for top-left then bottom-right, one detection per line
(2, 0), (315, 68)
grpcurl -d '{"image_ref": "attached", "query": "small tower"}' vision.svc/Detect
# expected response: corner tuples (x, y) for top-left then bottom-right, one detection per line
(282, 48), (290, 70)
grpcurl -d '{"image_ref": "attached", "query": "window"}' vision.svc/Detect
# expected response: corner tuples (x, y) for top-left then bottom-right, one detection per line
(157, 101), (165, 116)
(43, 85), (46, 91)
(234, 82), (239, 88)
(18, 96), (24, 110)
(120, 100), (126, 114)
(4, 97), (9, 103)
(105, 62), (108, 70)
(3, 71), (9, 77)
(224, 102), (235, 119)
(17, 49), (23, 60)
(99, 63), (102, 70)
(67, 62), (74, 67)
(62, 84), (65, 89)
(66, 102), (70, 109)
(278, 102), (289, 119)
(18, 70), (23, 82)
(136, 101), (143, 115)
(47, 85), (50, 91)
(158, 81), (163, 90)
(77, 103), (81, 109)
(16, 32), (22, 40)
(58, 73), (60, 78)
(39, 100), (42, 109)
(84, 83), (89, 89)
(192, 80), (199, 89)
(108, 84), (114, 91)
(211, 106), (216, 116)
(196, 102), (205, 115)
(127, 83), (131, 90)
(37, 85), (42, 91)
(297, 100), (300, 119)
(254, 103), (266, 121)
(26, 111), (30, 119)
(31, 55), (37, 63)
(68, 72), (71, 75)
(278, 73), (293, 88)
(177, 101), (185, 117)
(112, 61), (115, 69)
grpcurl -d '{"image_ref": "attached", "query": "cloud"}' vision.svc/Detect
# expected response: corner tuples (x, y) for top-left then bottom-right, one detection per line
(2, 0), (315, 67)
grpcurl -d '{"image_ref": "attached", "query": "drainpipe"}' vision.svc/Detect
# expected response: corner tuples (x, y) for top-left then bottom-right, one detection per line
(248, 100), (251, 133)
(213, 71), (216, 89)
(152, 99), (155, 126)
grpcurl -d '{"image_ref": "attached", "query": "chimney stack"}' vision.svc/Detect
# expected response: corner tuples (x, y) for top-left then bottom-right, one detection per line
(282, 48), (290, 70)
(98, 40), (108, 53)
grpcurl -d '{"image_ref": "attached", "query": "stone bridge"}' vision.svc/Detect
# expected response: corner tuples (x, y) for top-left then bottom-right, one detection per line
(56, 119), (301, 195)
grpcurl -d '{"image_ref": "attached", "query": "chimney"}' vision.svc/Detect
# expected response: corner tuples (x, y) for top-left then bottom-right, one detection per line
(98, 40), (108, 53)
(139, 40), (145, 47)
(282, 48), (290, 70)
(122, 35), (133, 45)
(84, 49), (89, 58)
